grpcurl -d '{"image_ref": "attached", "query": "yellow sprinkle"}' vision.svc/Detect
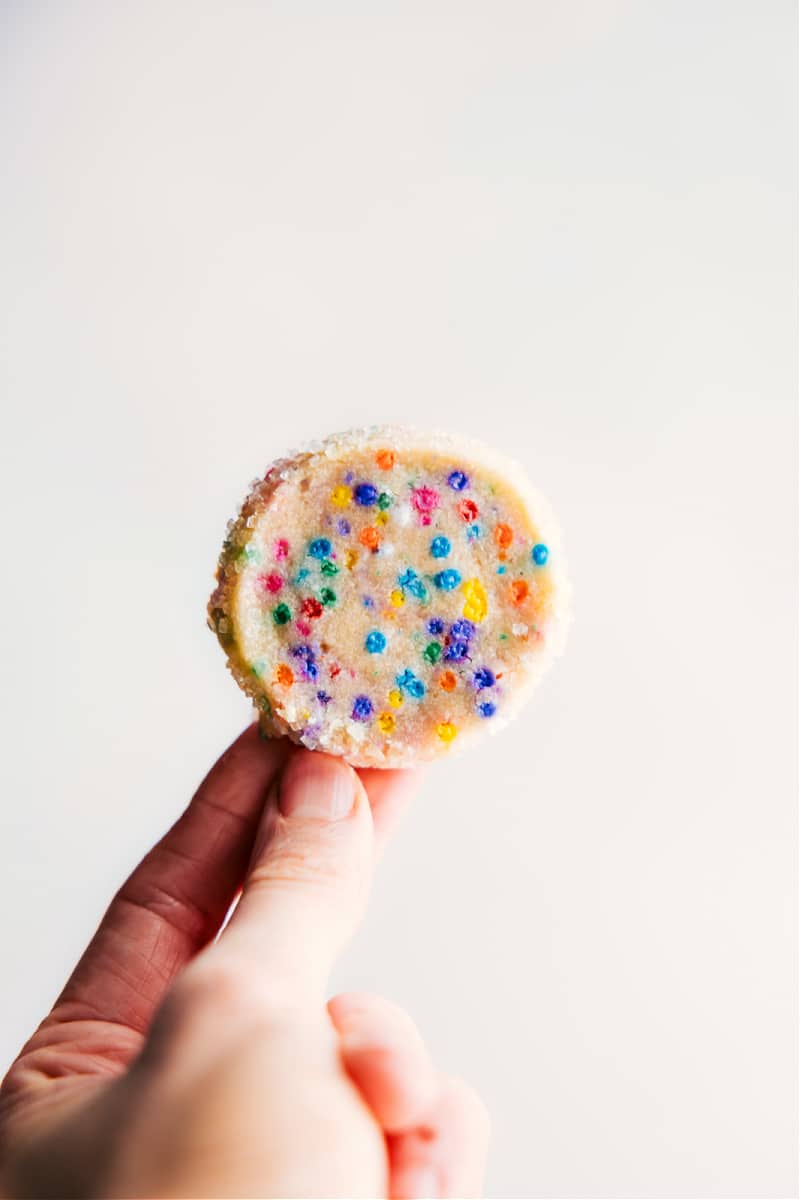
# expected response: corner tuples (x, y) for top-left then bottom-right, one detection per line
(377, 711), (396, 734)
(462, 577), (488, 623)
(436, 721), (458, 743)
(345, 549), (358, 570)
(388, 689), (404, 708)
(390, 589), (405, 607)
(331, 485), (352, 507)
(375, 511), (389, 525)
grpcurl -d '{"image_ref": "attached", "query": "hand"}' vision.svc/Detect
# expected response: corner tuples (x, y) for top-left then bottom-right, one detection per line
(0, 727), (489, 1198)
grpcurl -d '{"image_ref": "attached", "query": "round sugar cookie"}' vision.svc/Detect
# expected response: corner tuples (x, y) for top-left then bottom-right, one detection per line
(208, 427), (570, 767)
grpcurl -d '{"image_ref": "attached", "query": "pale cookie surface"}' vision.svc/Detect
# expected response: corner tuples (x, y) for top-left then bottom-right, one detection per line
(209, 427), (569, 766)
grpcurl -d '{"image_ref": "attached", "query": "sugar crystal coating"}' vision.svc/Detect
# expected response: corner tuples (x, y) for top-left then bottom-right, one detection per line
(208, 426), (570, 767)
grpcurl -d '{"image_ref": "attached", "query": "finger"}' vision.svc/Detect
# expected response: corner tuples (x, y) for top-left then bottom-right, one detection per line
(389, 1077), (491, 1200)
(53, 725), (290, 1035)
(215, 749), (374, 1003)
(329, 992), (438, 1132)
(356, 767), (423, 854)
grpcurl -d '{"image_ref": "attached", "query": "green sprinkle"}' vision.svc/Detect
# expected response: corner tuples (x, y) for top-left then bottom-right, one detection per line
(498, 633), (509, 641)
(320, 559), (339, 576)
(320, 587), (336, 606)
(423, 641), (442, 664)
(378, 492), (392, 510)
(238, 544), (261, 565)
(251, 659), (266, 677)
(273, 603), (291, 625)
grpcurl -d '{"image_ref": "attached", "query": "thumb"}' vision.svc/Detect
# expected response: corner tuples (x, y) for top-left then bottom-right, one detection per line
(215, 748), (374, 1003)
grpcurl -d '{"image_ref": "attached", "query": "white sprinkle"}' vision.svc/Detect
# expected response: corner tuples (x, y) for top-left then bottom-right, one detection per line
(512, 622), (529, 637)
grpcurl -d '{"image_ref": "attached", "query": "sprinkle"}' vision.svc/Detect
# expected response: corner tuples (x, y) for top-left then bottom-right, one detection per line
(438, 670), (457, 691)
(467, 524), (482, 541)
(473, 667), (495, 690)
(510, 580), (529, 605)
(462, 578), (488, 623)
(496, 565), (507, 574)
(301, 597), (323, 619)
(352, 695), (373, 721)
(317, 690), (332, 704)
(320, 587), (336, 606)
(363, 595), (375, 608)
(273, 603), (291, 625)
(411, 486), (440, 525)
(430, 535), (451, 559)
(275, 664), (294, 686)
(450, 619), (475, 639)
(436, 721), (458, 742)
(274, 538), (290, 560)
(494, 523), (513, 550)
(239, 544), (260, 564)
(376, 449), (396, 470)
(427, 617), (444, 635)
(377, 711), (396, 734)
(321, 559), (339, 576)
(365, 630), (387, 654)
(375, 511), (389, 526)
(390, 589), (405, 607)
(251, 659), (266, 677)
(396, 669), (425, 698)
(388, 689), (404, 708)
(423, 641), (442, 664)
(260, 573), (284, 594)
(444, 640), (469, 662)
(458, 499), (478, 522)
(359, 526), (381, 551)
(478, 701), (497, 718)
(447, 470), (469, 491)
(398, 568), (427, 599)
(354, 482), (379, 506)
(532, 543), (549, 566)
(434, 568), (462, 591)
(337, 518), (351, 535)
(377, 491), (393, 510)
(331, 486), (352, 507)
(345, 549), (358, 569)
(309, 538), (332, 559)
(512, 622), (529, 637)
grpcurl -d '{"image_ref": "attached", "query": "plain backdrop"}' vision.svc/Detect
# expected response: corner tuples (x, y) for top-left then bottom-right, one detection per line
(1, 2), (797, 1197)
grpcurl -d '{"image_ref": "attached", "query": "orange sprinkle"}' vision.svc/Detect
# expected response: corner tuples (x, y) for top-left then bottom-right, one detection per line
(438, 670), (457, 692)
(359, 525), (381, 551)
(494, 522), (514, 550)
(275, 664), (294, 687)
(376, 448), (396, 470)
(509, 580), (529, 605)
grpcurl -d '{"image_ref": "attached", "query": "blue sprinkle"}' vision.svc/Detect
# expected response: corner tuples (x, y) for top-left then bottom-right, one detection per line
(532, 543), (549, 566)
(497, 565), (507, 574)
(309, 538), (332, 559)
(317, 690), (332, 705)
(396, 668), (416, 690)
(447, 469), (469, 491)
(344, 471), (354, 484)
(467, 524), (482, 541)
(430, 535), (451, 559)
(450, 619), (475, 639)
(478, 701), (497, 718)
(337, 518), (351, 535)
(444, 640), (469, 663)
(398, 568), (427, 599)
(365, 630), (387, 654)
(427, 617), (445, 635)
(363, 595), (375, 608)
(407, 678), (425, 699)
(294, 568), (311, 583)
(352, 694), (373, 720)
(354, 482), (379, 506)
(434, 569), (462, 591)
(473, 667), (496, 690)
(291, 644), (315, 661)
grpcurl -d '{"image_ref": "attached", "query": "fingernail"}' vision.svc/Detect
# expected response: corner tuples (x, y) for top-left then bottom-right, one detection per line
(279, 754), (357, 821)
(395, 1166), (440, 1199)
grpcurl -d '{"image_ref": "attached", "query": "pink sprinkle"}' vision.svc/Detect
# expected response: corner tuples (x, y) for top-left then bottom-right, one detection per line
(262, 573), (283, 594)
(296, 619), (311, 636)
(274, 538), (289, 561)
(411, 486), (440, 522)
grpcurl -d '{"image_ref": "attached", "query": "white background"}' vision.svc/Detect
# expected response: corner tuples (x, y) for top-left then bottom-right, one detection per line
(1, 2), (796, 1196)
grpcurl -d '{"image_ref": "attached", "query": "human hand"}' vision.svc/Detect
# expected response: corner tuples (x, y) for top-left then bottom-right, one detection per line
(0, 727), (489, 1198)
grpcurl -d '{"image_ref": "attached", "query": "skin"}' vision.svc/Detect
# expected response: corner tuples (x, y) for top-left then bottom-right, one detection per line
(0, 726), (489, 1198)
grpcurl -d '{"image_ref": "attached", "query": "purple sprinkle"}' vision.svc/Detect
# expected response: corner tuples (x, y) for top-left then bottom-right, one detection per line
(444, 640), (470, 663)
(337, 518), (351, 535)
(450, 619), (475, 639)
(473, 667), (495, 690)
(427, 617), (445, 635)
(479, 701), (496, 718)
(317, 690), (332, 705)
(344, 471), (354, 484)
(447, 469), (469, 491)
(354, 482), (379, 506)
(363, 595), (375, 608)
(352, 694), (373, 721)
(291, 644), (315, 661)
